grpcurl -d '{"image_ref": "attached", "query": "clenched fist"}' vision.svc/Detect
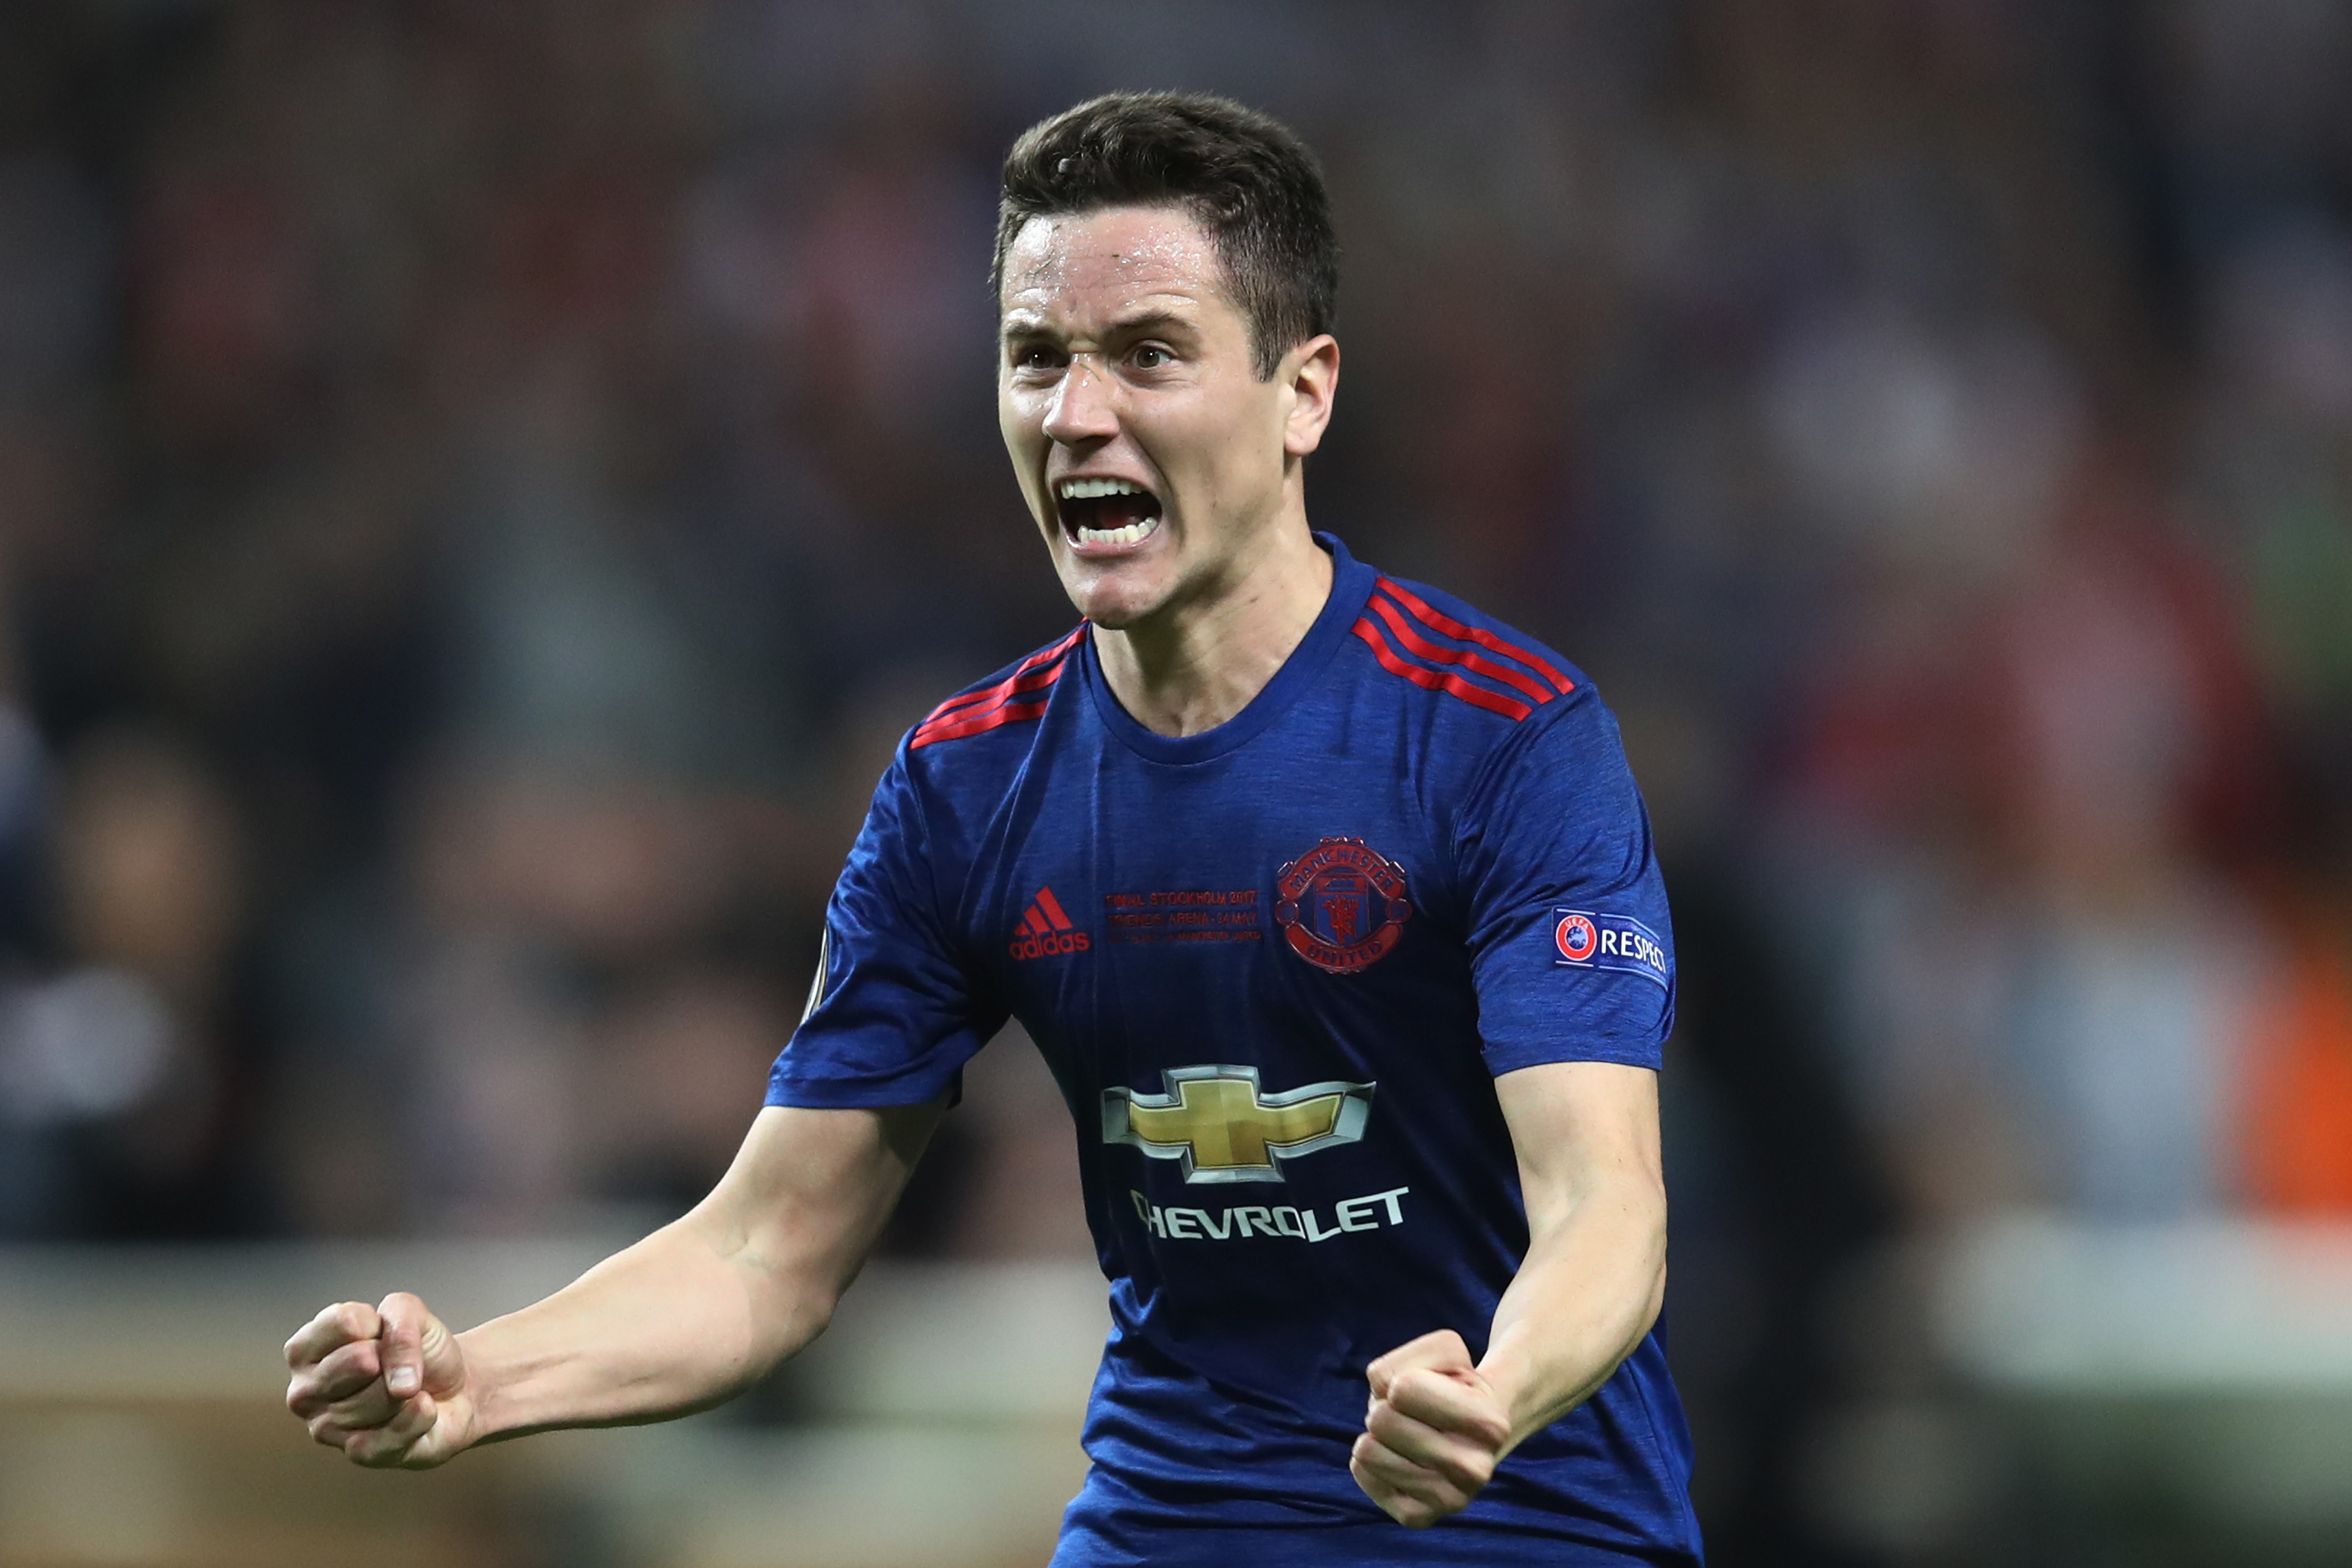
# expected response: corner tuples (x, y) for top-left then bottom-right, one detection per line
(284, 1292), (474, 1468)
(1349, 1329), (1515, 1528)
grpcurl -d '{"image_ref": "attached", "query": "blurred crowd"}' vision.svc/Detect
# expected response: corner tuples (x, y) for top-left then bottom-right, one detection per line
(2, 0), (2350, 1558)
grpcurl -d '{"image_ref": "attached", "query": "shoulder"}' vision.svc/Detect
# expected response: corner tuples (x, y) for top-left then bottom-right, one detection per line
(1339, 569), (1644, 823)
(898, 621), (1088, 770)
(1346, 568), (1600, 738)
(858, 624), (1088, 869)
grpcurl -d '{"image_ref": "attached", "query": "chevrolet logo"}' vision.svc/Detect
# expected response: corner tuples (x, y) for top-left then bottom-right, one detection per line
(1102, 1065), (1375, 1184)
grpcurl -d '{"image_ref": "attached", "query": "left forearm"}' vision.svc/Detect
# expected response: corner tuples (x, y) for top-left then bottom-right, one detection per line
(1476, 1172), (1666, 1447)
(1351, 1063), (1669, 1528)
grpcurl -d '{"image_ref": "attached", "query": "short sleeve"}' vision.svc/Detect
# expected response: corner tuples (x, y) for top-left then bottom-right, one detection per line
(766, 753), (1007, 1108)
(1456, 689), (1675, 1077)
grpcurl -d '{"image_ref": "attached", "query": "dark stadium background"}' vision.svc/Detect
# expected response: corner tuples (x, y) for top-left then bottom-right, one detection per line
(2, 3), (2350, 1565)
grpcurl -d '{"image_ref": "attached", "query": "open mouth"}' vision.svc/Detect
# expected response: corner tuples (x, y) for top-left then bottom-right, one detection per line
(1055, 476), (1164, 551)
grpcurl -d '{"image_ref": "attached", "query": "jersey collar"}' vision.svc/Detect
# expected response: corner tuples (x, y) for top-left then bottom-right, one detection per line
(1081, 531), (1378, 765)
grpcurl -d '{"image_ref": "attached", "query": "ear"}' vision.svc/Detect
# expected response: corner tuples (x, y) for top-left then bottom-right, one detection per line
(1280, 334), (1341, 458)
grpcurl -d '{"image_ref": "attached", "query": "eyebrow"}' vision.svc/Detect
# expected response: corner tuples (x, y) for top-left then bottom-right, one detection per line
(1000, 308), (1199, 342)
(1105, 309), (1194, 338)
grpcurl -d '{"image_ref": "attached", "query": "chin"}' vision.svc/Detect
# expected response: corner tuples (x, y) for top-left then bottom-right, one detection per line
(1082, 600), (1152, 632)
(1068, 585), (1161, 631)
(1057, 554), (1176, 630)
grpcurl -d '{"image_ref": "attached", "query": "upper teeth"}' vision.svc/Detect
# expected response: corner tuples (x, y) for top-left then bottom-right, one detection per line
(1058, 477), (1145, 499)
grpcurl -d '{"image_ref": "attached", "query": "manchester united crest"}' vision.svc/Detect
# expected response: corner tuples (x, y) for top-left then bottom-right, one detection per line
(1274, 837), (1413, 974)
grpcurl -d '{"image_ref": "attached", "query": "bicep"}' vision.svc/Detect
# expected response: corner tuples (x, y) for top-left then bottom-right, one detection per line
(693, 1099), (949, 1281)
(1459, 698), (1675, 1078)
(1493, 1061), (1663, 1229)
(774, 756), (1006, 1109)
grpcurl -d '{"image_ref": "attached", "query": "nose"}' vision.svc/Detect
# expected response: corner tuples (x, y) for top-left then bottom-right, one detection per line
(1042, 355), (1118, 446)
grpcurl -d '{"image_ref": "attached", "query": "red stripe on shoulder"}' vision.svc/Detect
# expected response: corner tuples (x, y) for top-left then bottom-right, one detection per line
(910, 695), (1056, 749)
(1366, 592), (1556, 706)
(1375, 578), (1575, 695)
(917, 625), (1086, 729)
(911, 663), (1066, 745)
(1352, 618), (1534, 721)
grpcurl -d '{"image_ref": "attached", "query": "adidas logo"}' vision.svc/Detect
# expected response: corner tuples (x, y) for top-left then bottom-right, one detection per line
(1008, 887), (1091, 960)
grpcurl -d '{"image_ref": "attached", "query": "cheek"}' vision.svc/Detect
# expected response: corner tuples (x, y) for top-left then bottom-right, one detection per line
(999, 396), (1046, 466)
(997, 413), (1047, 520)
(1191, 398), (1284, 497)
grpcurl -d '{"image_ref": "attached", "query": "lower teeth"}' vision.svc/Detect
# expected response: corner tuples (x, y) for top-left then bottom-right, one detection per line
(1075, 518), (1155, 547)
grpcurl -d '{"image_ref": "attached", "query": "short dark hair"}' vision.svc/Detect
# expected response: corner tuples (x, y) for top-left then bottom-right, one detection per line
(992, 92), (1339, 380)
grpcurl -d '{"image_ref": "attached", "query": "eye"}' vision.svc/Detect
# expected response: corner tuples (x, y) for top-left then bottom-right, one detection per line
(1130, 344), (1173, 371)
(1010, 343), (1062, 373)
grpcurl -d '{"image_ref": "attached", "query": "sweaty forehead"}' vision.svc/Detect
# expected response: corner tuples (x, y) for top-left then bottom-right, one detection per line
(1000, 206), (1230, 322)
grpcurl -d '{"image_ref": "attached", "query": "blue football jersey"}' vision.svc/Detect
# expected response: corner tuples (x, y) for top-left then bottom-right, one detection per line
(769, 536), (1701, 1565)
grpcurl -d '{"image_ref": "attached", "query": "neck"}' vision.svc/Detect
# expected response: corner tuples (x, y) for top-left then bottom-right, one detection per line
(1093, 510), (1335, 738)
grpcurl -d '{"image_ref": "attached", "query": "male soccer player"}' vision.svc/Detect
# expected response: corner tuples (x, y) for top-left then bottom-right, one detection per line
(285, 92), (1700, 1565)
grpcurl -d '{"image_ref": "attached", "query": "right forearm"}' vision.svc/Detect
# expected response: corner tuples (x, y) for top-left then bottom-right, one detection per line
(290, 1105), (935, 1469)
(457, 1214), (830, 1443)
